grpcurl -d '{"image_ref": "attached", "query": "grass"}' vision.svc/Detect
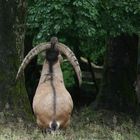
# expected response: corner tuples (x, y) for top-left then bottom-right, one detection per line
(0, 107), (140, 140)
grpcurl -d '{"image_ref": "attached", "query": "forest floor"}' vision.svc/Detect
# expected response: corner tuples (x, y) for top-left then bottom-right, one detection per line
(0, 107), (140, 140)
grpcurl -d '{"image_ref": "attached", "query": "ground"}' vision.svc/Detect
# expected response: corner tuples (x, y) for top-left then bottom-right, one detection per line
(0, 107), (140, 140)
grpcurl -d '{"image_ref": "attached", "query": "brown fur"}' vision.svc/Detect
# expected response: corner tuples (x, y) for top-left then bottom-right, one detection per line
(33, 59), (73, 129)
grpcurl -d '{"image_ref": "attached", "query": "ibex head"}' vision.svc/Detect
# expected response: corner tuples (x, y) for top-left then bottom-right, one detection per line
(16, 37), (82, 86)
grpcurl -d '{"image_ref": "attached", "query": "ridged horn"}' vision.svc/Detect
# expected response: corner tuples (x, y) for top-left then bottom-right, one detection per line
(16, 38), (82, 86)
(16, 42), (51, 80)
(57, 43), (82, 86)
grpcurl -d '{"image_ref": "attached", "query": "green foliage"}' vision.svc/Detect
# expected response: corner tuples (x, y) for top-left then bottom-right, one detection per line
(61, 60), (75, 87)
(27, 0), (139, 53)
(97, 0), (140, 36)
(26, 0), (140, 86)
(26, 0), (105, 63)
(80, 37), (106, 64)
(27, 0), (72, 43)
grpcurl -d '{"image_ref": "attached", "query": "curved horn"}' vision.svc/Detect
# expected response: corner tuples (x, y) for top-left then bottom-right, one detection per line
(57, 43), (82, 86)
(16, 42), (51, 80)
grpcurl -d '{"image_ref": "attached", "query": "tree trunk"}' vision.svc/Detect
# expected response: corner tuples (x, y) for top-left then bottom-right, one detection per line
(137, 36), (140, 72)
(0, 0), (32, 119)
(135, 36), (140, 103)
(95, 34), (139, 113)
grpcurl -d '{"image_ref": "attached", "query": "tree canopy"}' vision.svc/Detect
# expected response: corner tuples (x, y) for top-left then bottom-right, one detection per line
(26, 0), (139, 63)
(25, 0), (139, 88)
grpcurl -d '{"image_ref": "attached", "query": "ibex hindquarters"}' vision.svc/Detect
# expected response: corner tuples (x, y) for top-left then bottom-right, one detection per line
(33, 60), (73, 130)
(33, 83), (73, 129)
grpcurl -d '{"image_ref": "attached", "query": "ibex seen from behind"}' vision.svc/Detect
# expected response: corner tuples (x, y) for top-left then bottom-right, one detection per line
(16, 37), (82, 131)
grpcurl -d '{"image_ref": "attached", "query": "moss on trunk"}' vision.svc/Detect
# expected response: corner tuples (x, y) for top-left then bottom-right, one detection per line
(0, 0), (33, 120)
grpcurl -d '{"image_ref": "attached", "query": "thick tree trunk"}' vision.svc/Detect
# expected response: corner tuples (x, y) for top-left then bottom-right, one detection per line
(95, 34), (139, 113)
(137, 37), (140, 72)
(0, 0), (32, 119)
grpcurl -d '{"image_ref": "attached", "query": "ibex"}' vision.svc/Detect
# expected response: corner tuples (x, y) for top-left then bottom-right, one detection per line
(16, 37), (82, 131)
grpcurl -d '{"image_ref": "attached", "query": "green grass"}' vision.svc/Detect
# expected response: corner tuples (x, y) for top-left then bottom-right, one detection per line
(0, 107), (140, 140)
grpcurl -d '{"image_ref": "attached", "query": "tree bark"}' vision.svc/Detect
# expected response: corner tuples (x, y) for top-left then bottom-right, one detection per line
(0, 0), (32, 119)
(95, 34), (139, 113)
(135, 36), (140, 103)
(137, 36), (140, 73)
